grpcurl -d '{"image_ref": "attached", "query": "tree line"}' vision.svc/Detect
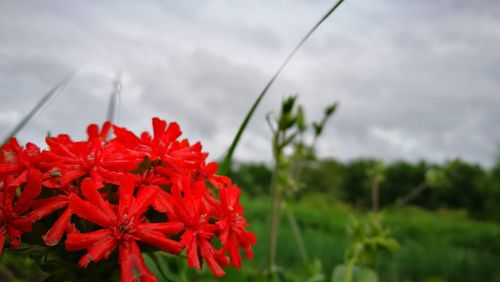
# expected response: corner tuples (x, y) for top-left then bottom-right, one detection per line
(231, 158), (500, 222)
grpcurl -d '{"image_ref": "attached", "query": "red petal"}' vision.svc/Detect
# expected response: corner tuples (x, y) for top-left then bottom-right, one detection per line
(137, 222), (184, 234)
(0, 163), (24, 176)
(78, 236), (117, 268)
(87, 124), (99, 140)
(129, 186), (158, 218)
(181, 230), (200, 270)
(129, 240), (157, 282)
(119, 243), (136, 282)
(9, 217), (32, 233)
(60, 169), (87, 186)
(66, 229), (113, 251)
(7, 225), (22, 250)
(152, 118), (166, 143)
(68, 194), (114, 227)
(80, 178), (114, 216)
(118, 174), (136, 217)
(28, 196), (68, 221)
(200, 239), (225, 277)
(0, 234), (5, 257)
(14, 169), (43, 214)
(228, 234), (242, 268)
(43, 208), (73, 246)
(135, 229), (183, 254)
(162, 122), (181, 145)
(152, 189), (174, 215)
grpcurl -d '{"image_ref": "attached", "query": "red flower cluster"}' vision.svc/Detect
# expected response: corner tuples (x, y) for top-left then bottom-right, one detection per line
(0, 118), (256, 281)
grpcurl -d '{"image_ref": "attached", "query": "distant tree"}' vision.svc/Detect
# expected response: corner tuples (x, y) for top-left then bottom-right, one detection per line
(231, 162), (272, 197)
(298, 159), (345, 199)
(341, 159), (378, 210)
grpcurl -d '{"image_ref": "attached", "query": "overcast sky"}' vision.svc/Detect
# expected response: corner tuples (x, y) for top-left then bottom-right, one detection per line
(1, 0), (499, 166)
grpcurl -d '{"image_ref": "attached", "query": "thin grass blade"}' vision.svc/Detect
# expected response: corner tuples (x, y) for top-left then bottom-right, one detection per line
(3, 72), (77, 144)
(106, 77), (122, 125)
(218, 0), (346, 175)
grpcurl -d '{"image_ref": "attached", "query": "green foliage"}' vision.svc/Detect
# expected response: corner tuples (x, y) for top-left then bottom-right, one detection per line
(242, 196), (500, 282)
(332, 265), (378, 282)
(233, 157), (500, 222)
(232, 163), (272, 197)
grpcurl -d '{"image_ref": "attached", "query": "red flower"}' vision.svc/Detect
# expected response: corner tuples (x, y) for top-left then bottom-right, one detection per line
(0, 138), (42, 189)
(113, 118), (207, 175)
(27, 183), (78, 246)
(0, 117), (256, 280)
(66, 176), (183, 282)
(171, 176), (228, 277)
(42, 123), (144, 188)
(0, 169), (44, 255)
(216, 184), (256, 268)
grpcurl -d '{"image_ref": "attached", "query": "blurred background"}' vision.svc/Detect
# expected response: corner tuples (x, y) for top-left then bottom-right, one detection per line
(1, 0), (500, 281)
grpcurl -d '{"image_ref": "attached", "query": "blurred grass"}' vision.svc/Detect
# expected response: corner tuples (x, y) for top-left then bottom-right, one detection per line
(241, 194), (500, 282)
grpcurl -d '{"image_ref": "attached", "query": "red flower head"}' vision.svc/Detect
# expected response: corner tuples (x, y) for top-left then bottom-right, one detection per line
(0, 138), (42, 189)
(216, 183), (257, 268)
(0, 169), (44, 255)
(66, 175), (184, 282)
(170, 175), (229, 277)
(42, 122), (144, 188)
(0, 117), (256, 281)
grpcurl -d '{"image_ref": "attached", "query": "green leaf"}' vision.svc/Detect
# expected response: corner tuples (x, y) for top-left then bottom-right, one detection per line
(325, 102), (338, 116)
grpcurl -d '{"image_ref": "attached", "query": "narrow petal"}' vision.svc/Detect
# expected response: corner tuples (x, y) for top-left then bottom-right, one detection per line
(200, 239), (225, 277)
(68, 194), (114, 227)
(135, 229), (183, 254)
(7, 226), (22, 250)
(162, 122), (181, 145)
(228, 234), (242, 268)
(78, 236), (117, 268)
(80, 178), (114, 216)
(119, 243), (136, 282)
(31, 195), (68, 210)
(43, 208), (73, 246)
(181, 230), (200, 270)
(152, 189), (174, 215)
(118, 174), (136, 217)
(137, 222), (184, 234)
(15, 169), (43, 214)
(129, 186), (158, 218)
(128, 240), (157, 282)
(66, 229), (113, 251)
(9, 217), (32, 233)
(152, 118), (166, 143)
(0, 234), (5, 257)
(60, 169), (87, 186)
(28, 197), (68, 222)
(0, 163), (24, 176)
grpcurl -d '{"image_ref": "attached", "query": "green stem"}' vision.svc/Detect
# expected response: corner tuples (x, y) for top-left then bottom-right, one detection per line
(284, 202), (310, 269)
(267, 129), (285, 274)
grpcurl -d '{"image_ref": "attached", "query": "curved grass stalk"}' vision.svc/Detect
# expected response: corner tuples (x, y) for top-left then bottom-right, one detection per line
(218, 0), (346, 175)
(2, 72), (78, 144)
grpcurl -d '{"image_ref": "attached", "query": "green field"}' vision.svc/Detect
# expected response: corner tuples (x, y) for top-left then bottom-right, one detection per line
(241, 194), (500, 282)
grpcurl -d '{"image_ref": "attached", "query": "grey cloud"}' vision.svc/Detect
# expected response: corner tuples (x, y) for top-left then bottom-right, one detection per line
(0, 0), (499, 166)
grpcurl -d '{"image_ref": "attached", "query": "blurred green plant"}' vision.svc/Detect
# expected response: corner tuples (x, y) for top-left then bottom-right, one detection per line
(332, 214), (399, 282)
(395, 168), (447, 207)
(265, 96), (338, 281)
